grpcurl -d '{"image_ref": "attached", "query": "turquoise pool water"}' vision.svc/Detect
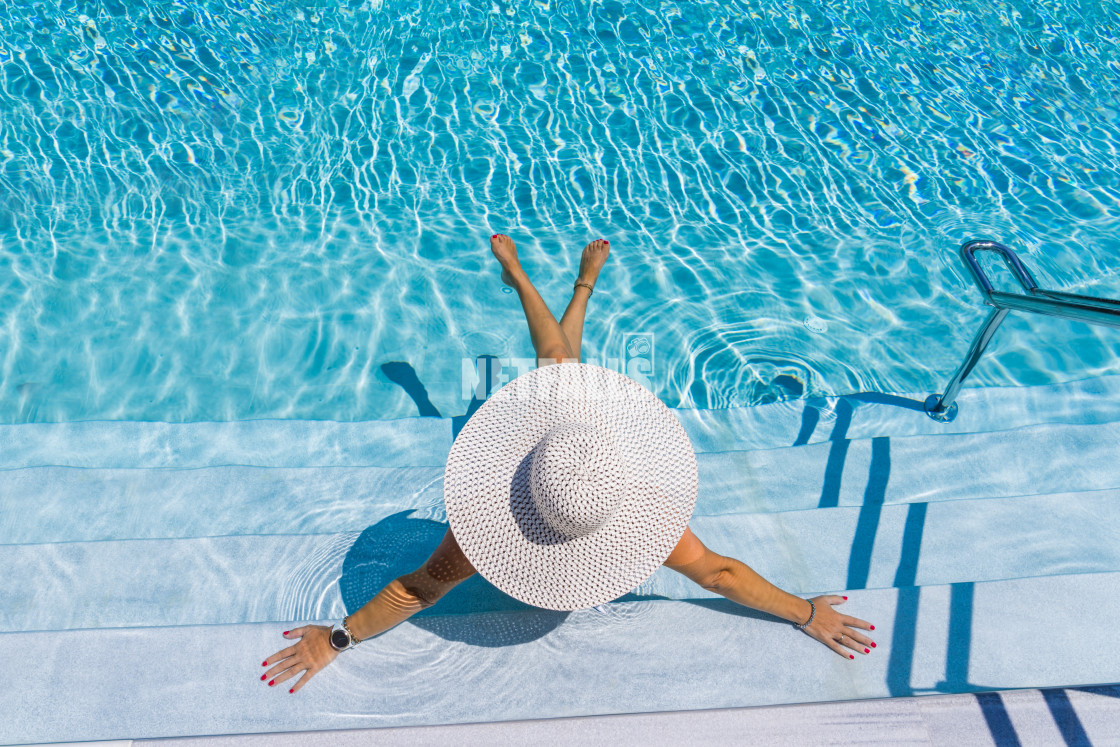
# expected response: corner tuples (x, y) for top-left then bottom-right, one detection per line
(1, 0), (1118, 423)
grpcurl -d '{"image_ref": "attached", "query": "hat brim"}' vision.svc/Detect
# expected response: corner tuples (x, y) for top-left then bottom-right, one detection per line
(444, 363), (698, 610)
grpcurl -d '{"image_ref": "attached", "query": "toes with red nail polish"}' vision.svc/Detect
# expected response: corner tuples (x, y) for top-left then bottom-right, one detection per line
(849, 654), (854, 659)
(269, 680), (275, 686)
(864, 648), (870, 654)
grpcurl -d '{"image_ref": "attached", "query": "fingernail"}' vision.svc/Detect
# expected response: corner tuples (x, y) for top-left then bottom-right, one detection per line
(870, 625), (875, 631)
(849, 654), (854, 659)
(871, 642), (877, 648)
(283, 631), (289, 636)
(843, 596), (848, 600)
(864, 648), (870, 654)
(262, 661), (268, 667)
(289, 688), (294, 694)
(269, 680), (275, 686)
(260, 674), (267, 681)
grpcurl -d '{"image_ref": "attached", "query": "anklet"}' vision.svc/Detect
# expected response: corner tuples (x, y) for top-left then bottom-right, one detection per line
(574, 281), (594, 296)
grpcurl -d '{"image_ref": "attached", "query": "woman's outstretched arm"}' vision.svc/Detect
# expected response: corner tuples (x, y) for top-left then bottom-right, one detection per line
(262, 529), (477, 693)
(664, 527), (876, 659)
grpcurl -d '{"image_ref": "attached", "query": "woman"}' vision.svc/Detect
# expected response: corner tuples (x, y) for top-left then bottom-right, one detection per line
(261, 235), (876, 694)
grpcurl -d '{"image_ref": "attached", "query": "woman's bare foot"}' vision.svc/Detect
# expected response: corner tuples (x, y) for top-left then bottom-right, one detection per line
(490, 233), (526, 287)
(576, 239), (610, 289)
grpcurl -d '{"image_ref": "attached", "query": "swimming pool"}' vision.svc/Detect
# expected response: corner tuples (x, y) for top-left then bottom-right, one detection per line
(3, 0), (1120, 743)
(1, 0), (1118, 424)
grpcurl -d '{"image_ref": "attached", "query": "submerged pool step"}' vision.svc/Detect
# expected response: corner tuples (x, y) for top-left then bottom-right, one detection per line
(1, 375), (1118, 472)
(6, 488), (1119, 632)
(699, 418), (1120, 515)
(4, 570), (1119, 745)
(677, 373), (1120, 451)
(3, 376), (1119, 744)
(4, 416), (1119, 546)
(0, 464), (446, 545)
(0, 417), (454, 470)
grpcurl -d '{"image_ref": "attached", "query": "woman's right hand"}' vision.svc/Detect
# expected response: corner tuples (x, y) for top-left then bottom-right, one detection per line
(801, 595), (877, 659)
(261, 626), (339, 694)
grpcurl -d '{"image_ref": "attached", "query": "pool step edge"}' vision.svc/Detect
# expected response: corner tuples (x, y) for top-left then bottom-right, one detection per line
(1, 374), (1119, 469)
(3, 570), (1119, 745)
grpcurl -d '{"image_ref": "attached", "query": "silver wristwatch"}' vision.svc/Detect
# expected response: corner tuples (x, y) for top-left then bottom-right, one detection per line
(328, 617), (359, 652)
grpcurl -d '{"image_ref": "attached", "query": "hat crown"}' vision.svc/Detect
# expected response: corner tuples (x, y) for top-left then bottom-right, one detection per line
(529, 422), (626, 540)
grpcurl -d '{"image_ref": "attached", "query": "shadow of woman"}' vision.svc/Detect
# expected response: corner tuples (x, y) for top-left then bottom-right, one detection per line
(338, 511), (791, 649)
(339, 510), (570, 647)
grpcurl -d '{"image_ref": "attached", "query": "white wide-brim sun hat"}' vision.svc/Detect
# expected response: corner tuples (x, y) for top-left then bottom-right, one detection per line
(444, 362), (698, 611)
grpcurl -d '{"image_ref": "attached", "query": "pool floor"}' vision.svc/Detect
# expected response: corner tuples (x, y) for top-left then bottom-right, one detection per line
(3, 375), (1120, 744)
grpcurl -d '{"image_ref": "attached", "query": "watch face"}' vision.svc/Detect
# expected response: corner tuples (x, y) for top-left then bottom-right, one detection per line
(331, 628), (351, 649)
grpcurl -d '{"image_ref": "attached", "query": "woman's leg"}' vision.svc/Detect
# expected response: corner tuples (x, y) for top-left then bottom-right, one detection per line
(558, 239), (610, 361)
(491, 233), (574, 366)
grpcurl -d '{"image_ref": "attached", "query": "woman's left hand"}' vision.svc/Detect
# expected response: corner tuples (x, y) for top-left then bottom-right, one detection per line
(801, 595), (877, 659)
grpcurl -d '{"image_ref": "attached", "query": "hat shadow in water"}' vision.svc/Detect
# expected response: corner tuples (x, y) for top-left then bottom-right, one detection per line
(339, 512), (784, 650)
(339, 510), (569, 647)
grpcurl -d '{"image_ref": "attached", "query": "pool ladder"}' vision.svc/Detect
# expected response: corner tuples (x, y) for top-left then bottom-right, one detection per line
(926, 240), (1120, 422)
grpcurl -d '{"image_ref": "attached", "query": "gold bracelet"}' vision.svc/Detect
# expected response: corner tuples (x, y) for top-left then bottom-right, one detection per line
(574, 281), (594, 296)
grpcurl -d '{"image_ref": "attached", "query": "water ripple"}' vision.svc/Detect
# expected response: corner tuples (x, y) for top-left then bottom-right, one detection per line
(1, 0), (1119, 422)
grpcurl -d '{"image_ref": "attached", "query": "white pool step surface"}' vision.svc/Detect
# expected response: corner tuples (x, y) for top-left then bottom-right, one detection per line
(135, 684), (1120, 747)
(3, 374), (1119, 469)
(2, 376), (1120, 744)
(6, 416), (1120, 546)
(3, 572), (1120, 744)
(7, 488), (1120, 633)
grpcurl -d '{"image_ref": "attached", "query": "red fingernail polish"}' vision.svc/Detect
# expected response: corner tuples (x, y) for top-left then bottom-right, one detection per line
(849, 654), (854, 659)
(289, 688), (294, 694)
(262, 661), (268, 667)
(870, 625), (875, 630)
(843, 596), (848, 600)
(269, 680), (275, 686)
(260, 674), (266, 681)
(871, 642), (877, 648)
(283, 631), (289, 635)
(864, 648), (870, 653)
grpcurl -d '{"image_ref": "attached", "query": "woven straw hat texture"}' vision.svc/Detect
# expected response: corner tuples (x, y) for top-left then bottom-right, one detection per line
(444, 363), (698, 610)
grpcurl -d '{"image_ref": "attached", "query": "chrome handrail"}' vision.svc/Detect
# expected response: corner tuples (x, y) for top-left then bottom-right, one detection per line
(925, 240), (1120, 422)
